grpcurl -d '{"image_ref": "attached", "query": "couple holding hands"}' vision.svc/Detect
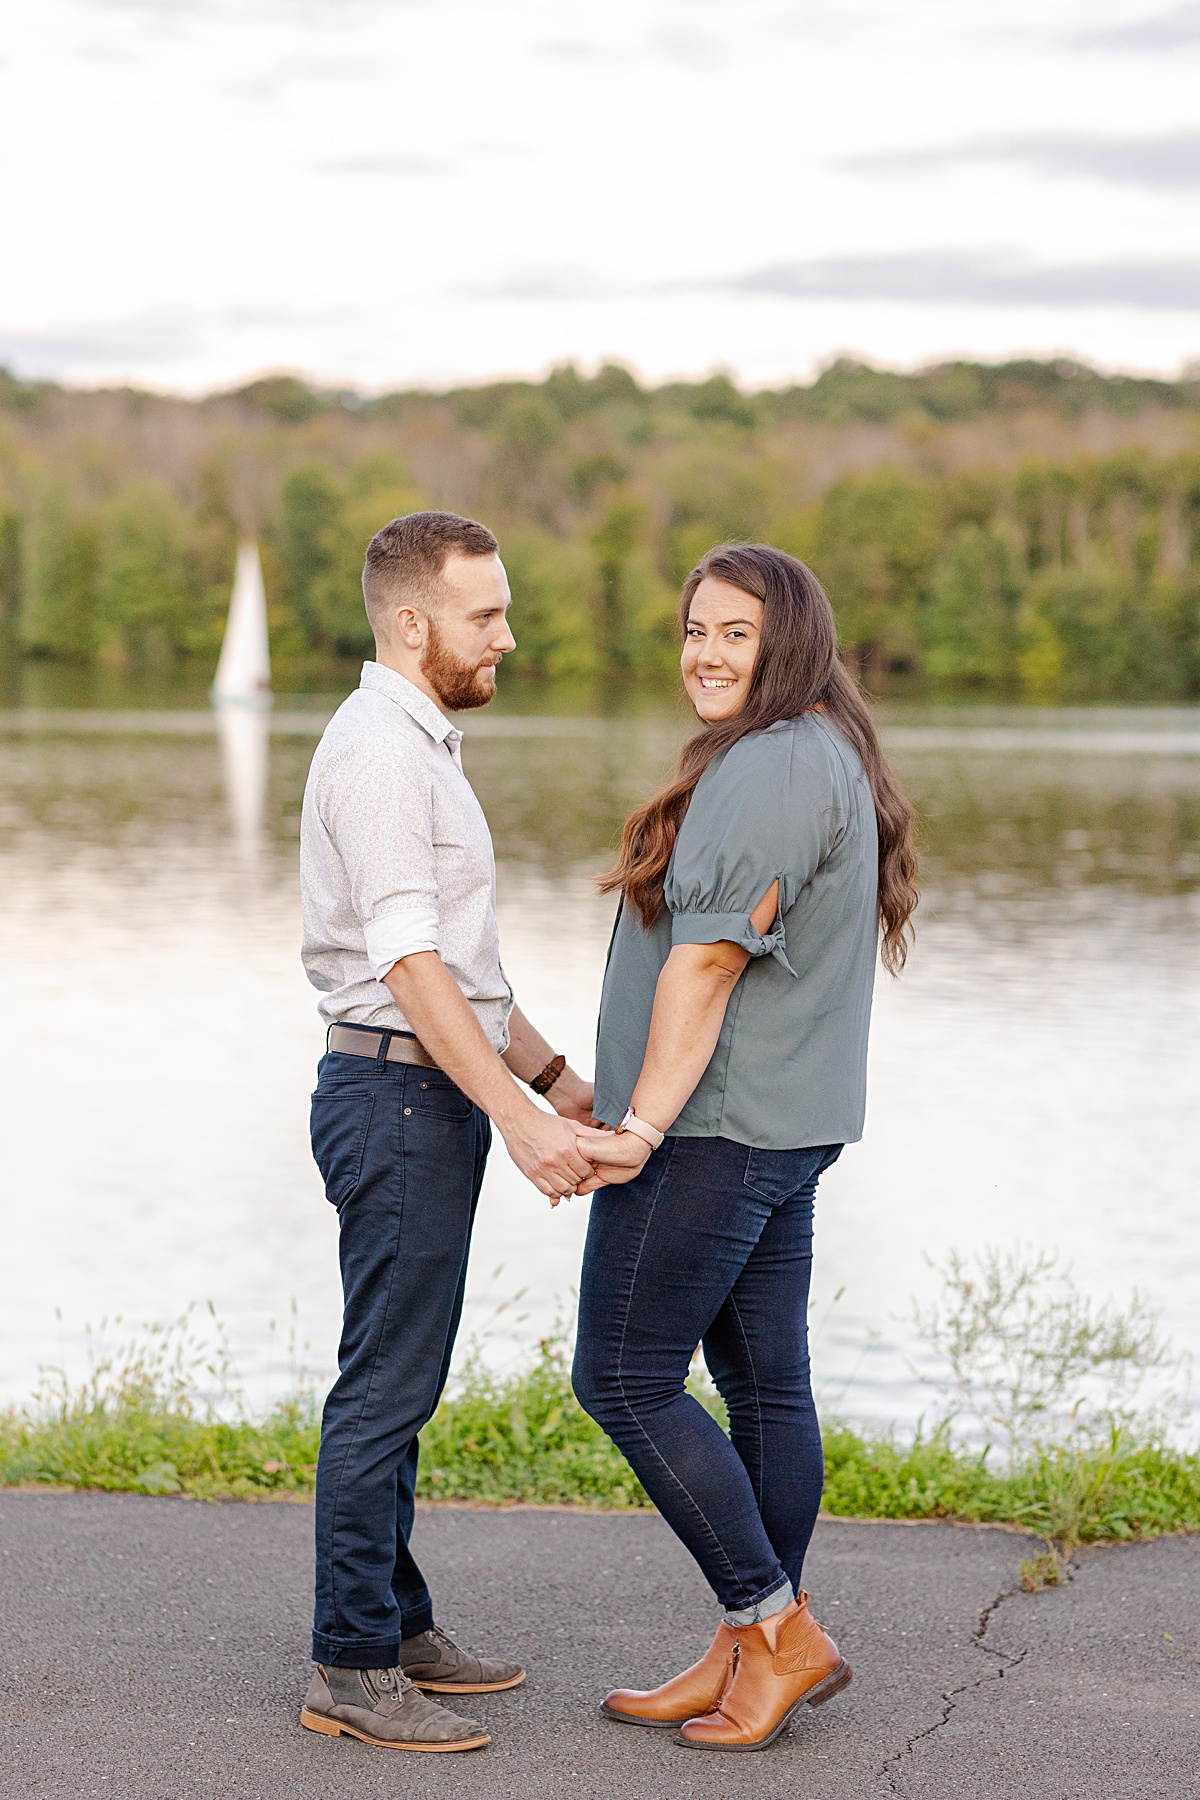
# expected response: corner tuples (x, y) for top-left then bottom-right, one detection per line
(298, 510), (918, 1756)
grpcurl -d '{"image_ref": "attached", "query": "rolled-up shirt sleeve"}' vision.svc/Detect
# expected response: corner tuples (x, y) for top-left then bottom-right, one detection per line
(320, 739), (440, 981)
(665, 727), (831, 973)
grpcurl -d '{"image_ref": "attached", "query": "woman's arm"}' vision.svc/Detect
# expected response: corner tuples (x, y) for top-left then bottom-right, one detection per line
(577, 882), (778, 1190)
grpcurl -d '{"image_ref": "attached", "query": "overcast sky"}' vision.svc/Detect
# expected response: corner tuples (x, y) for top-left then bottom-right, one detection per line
(3, 0), (1199, 392)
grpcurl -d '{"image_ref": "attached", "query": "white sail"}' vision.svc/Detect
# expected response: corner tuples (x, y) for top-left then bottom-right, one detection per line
(212, 541), (271, 707)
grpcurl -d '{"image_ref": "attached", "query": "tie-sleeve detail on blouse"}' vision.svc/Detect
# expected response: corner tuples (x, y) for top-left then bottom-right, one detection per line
(669, 908), (797, 974)
(593, 714), (880, 1150)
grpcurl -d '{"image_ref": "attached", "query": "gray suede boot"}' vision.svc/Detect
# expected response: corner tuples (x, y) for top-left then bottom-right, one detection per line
(400, 1624), (526, 1694)
(301, 1663), (490, 1752)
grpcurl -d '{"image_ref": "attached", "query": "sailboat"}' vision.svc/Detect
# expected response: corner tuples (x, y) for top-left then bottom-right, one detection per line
(212, 541), (272, 708)
(212, 542), (271, 853)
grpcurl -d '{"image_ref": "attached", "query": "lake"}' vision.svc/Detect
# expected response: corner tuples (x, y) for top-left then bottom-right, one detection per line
(2, 680), (1198, 1433)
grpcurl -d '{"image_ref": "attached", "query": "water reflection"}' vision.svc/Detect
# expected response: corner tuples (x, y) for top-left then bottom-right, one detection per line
(0, 702), (1197, 1427)
(215, 706), (271, 859)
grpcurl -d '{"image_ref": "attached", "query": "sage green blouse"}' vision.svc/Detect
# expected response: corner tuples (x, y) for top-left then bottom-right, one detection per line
(593, 714), (879, 1150)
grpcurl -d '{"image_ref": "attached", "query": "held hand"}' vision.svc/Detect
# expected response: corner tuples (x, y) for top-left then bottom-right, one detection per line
(502, 1104), (595, 1206)
(547, 1068), (596, 1129)
(573, 1124), (652, 1192)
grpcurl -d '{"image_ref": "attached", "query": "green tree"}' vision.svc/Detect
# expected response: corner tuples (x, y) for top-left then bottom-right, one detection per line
(1020, 556), (1189, 700)
(663, 452), (782, 585)
(686, 374), (759, 428)
(590, 496), (645, 672)
(186, 461), (240, 658)
(319, 455), (425, 653)
(1013, 462), (1078, 570)
(813, 470), (941, 676)
(20, 493), (101, 659)
(276, 454), (426, 654)
(94, 481), (194, 665)
(1017, 603), (1067, 701)
(502, 529), (598, 678)
(0, 509), (20, 630)
(920, 523), (1024, 685)
(275, 464), (344, 646)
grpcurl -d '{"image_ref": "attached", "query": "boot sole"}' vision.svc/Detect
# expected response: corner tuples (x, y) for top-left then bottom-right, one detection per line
(673, 1659), (853, 1752)
(601, 1703), (689, 1730)
(411, 1671), (526, 1694)
(300, 1708), (490, 1752)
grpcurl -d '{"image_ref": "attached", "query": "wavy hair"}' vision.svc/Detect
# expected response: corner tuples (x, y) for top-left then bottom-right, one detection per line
(599, 543), (919, 973)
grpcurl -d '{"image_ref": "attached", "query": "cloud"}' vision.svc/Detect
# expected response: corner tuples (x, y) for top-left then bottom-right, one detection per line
(86, 0), (423, 17)
(0, 308), (204, 372)
(463, 267), (613, 301)
(535, 38), (631, 65)
(465, 252), (1200, 312)
(1069, 4), (1200, 50)
(724, 253), (1200, 310)
(314, 155), (451, 177)
(648, 26), (724, 67)
(842, 133), (1200, 191)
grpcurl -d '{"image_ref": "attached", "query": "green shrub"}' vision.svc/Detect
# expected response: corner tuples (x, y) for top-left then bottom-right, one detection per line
(4, 1259), (1197, 1548)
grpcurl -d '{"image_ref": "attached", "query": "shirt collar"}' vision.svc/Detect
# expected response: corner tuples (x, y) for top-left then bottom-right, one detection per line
(359, 662), (462, 747)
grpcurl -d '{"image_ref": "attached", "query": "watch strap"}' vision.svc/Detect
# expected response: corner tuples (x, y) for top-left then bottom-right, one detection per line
(618, 1107), (665, 1150)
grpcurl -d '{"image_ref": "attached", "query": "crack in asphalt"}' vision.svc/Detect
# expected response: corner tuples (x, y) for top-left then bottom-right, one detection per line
(877, 1563), (1072, 1794)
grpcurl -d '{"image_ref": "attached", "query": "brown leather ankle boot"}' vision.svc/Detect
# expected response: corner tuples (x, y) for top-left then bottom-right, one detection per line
(676, 1593), (851, 1751)
(601, 1623), (738, 1728)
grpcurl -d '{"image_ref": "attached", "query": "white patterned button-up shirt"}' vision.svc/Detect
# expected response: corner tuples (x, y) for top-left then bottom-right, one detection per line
(300, 662), (512, 1050)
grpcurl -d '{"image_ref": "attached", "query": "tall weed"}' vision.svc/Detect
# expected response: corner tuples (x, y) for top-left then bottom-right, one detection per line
(3, 1256), (1198, 1542)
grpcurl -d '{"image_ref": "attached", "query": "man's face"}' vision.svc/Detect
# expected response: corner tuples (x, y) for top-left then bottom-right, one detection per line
(420, 552), (516, 711)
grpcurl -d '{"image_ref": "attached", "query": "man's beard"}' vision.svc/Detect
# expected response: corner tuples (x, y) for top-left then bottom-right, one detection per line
(421, 620), (497, 711)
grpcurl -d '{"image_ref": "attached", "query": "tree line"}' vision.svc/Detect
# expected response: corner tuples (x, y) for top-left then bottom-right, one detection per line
(1, 358), (1199, 699)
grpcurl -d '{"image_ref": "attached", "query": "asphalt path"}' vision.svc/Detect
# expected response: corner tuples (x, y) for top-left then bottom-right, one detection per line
(0, 1493), (1195, 1799)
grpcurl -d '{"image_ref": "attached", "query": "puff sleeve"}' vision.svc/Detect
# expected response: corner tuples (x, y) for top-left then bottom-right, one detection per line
(664, 726), (834, 974)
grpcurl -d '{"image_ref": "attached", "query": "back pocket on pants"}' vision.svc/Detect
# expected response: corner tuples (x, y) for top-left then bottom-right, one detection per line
(310, 1088), (376, 1207)
(743, 1144), (840, 1203)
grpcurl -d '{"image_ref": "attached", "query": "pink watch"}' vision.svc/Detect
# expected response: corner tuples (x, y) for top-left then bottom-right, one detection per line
(616, 1107), (665, 1151)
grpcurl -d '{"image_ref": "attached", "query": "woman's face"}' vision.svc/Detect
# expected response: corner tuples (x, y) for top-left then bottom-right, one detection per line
(681, 578), (764, 721)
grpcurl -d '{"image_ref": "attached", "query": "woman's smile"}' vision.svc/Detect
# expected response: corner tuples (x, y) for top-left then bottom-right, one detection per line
(681, 577), (765, 721)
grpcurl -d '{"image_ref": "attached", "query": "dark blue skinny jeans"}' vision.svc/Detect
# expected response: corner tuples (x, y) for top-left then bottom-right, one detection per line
(573, 1135), (841, 1614)
(309, 1036), (490, 1669)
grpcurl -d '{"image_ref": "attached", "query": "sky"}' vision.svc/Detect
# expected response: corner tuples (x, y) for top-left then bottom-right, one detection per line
(2, 0), (1199, 393)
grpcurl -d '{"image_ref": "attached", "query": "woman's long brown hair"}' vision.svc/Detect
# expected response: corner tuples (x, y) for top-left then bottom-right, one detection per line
(599, 543), (919, 973)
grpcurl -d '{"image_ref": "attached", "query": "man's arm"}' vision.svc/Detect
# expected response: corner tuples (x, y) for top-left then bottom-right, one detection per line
(501, 1003), (595, 1127)
(384, 953), (593, 1202)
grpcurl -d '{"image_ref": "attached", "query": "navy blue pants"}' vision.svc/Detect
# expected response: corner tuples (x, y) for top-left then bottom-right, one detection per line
(309, 1037), (490, 1668)
(573, 1136), (841, 1613)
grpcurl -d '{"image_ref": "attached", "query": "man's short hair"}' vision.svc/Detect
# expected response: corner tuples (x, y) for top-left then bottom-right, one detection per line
(362, 511), (499, 637)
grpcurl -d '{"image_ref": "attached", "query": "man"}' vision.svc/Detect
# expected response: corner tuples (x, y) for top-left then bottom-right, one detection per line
(298, 511), (596, 1754)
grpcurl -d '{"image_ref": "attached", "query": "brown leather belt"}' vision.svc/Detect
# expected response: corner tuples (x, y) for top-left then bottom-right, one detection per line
(327, 1023), (441, 1070)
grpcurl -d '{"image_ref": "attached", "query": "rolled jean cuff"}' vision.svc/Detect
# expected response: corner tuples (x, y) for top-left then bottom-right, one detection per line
(723, 1579), (794, 1628)
(312, 1632), (402, 1670)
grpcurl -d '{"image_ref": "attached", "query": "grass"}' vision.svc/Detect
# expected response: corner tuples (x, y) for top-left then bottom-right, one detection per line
(3, 1326), (1199, 1553)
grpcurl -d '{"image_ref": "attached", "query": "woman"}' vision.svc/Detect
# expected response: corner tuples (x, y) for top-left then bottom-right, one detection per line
(571, 543), (918, 1752)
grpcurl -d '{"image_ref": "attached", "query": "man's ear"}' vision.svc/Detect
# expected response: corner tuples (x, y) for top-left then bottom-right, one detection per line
(392, 604), (426, 650)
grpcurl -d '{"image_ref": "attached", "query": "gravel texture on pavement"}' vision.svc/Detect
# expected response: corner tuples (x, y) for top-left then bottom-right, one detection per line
(0, 1492), (1195, 1799)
